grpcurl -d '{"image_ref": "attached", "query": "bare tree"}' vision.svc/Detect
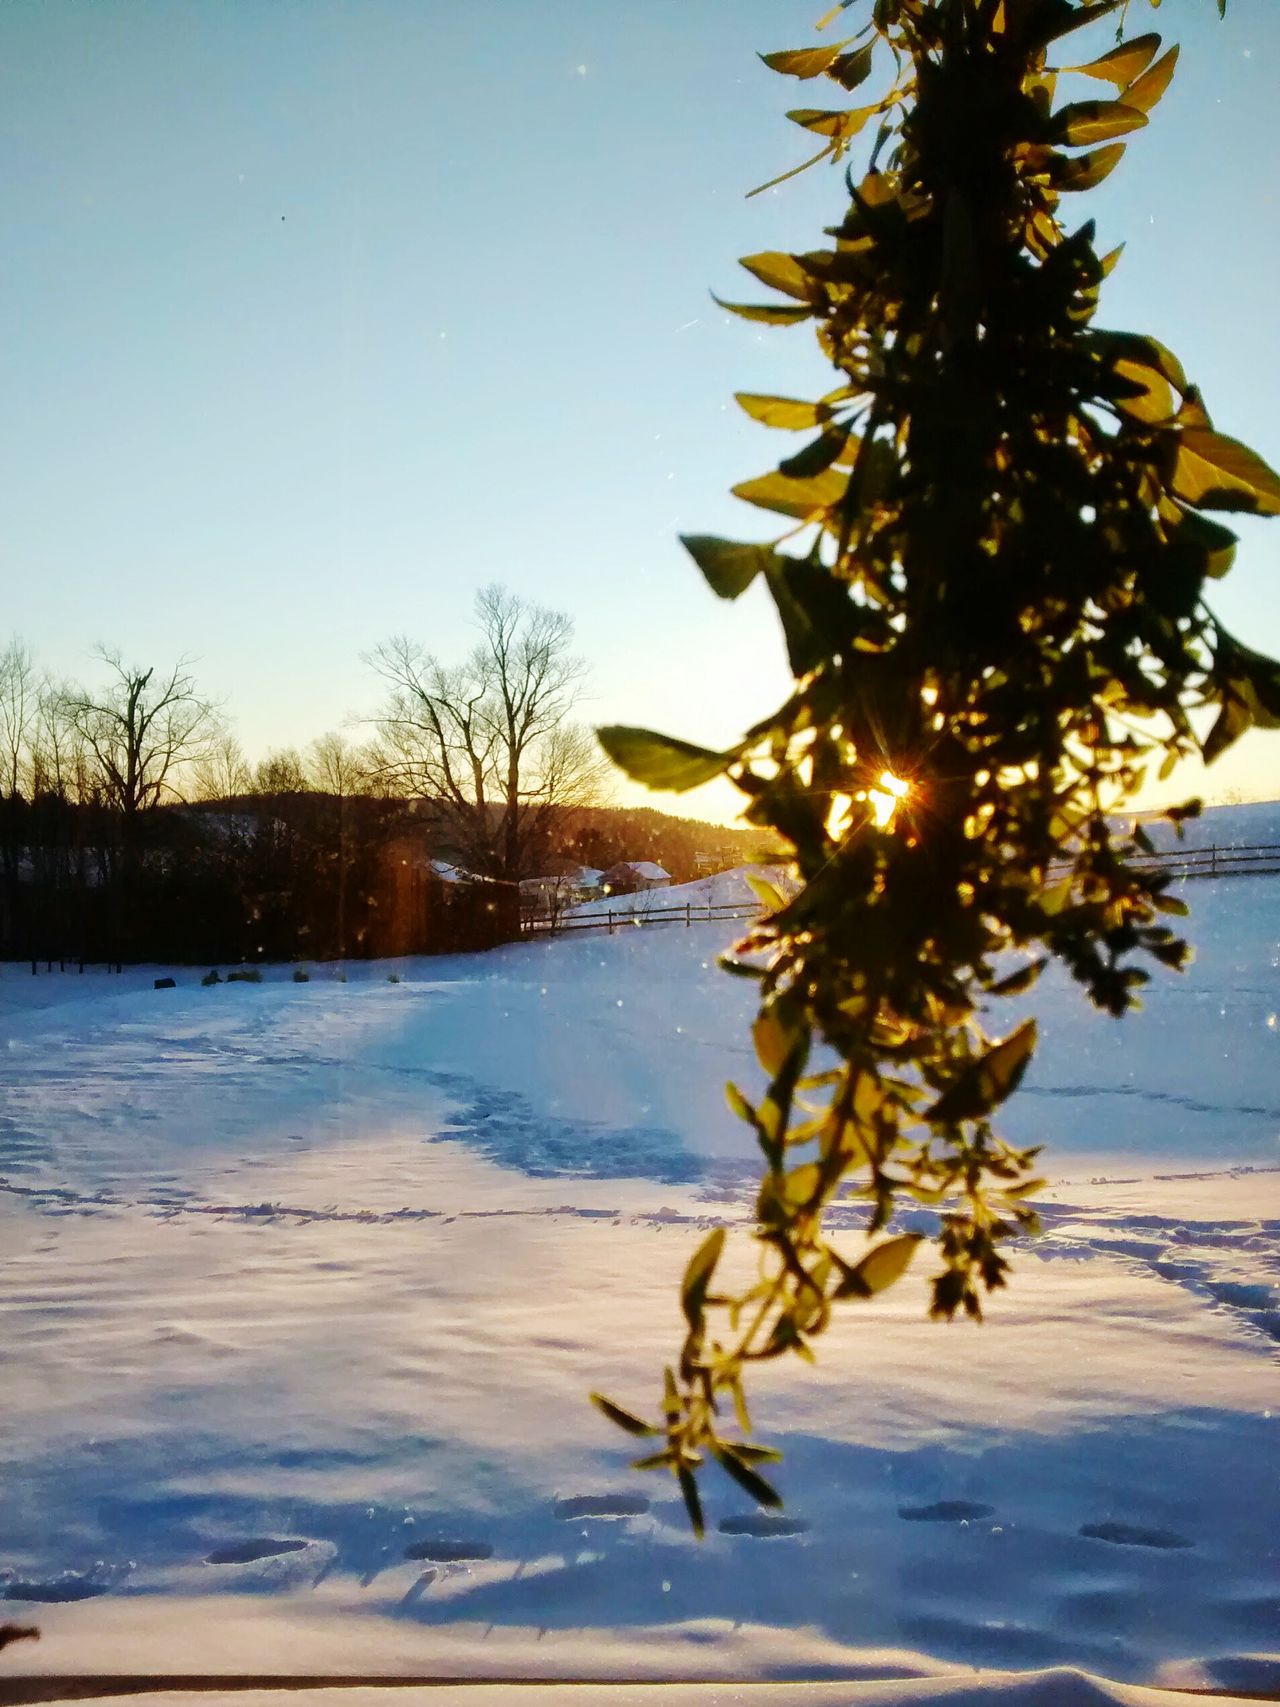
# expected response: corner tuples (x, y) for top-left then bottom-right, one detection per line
(0, 636), (37, 800)
(193, 733), (252, 803)
(307, 732), (374, 963)
(252, 746), (309, 796)
(307, 731), (371, 799)
(369, 585), (607, 881)
(61, 649), (219, 834)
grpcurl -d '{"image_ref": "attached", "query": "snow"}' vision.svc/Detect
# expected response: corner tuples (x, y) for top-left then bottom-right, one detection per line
(1, 821), (1277, 1697)
(568, 864), (790, 919)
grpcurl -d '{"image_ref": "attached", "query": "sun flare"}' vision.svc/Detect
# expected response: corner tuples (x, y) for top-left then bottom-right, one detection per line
(868, 769), (911, 829)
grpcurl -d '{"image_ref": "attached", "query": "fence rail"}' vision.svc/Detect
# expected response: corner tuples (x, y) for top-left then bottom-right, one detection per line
(521, 842), (1280, 940)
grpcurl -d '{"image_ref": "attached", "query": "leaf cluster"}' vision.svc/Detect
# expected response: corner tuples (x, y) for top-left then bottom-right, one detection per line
(595, 0), (1276, 1535)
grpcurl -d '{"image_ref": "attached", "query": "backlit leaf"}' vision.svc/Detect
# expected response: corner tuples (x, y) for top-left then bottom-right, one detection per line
(1112, 358), (1174, 424)
(1052, 100), (1148, 146)
(682, 1227), (726, 1327)
(738, 252), (814, 301)
(752, 1010), (793, 1074)
(711, 293), (812, 326)
(678, 1466), (705, 1538)
(786, 105), (876, 139)
(590, 1393), (658, 1438)
(829, 44), (874, 92)
(1122, 45), (1179, 113)
(1066, 33), (1159, 87)
(760, 42), (850, 79)
(734, 393), (827, 430)
(597, 726), (739, 791)
(1173, 429), (1280, 515)
(779, 429), (849, 479)
(1169, 510), (1237, 579)
(926, 1021), (1038, 1124)
(1055, 142), (1126, 190)
(732, 467), (847, 519)
(713, 1444), (783, 1508)
(837, 1233), (923, 1297)
(680, 534), (780, 600)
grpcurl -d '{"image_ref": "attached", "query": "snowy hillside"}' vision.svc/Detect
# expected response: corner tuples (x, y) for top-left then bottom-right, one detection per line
(566, 863), (791, 919)
(0, 863), (1277, 1695)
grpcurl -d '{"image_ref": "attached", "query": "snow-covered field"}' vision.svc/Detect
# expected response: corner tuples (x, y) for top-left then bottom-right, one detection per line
(1, 814), (1277, 1700)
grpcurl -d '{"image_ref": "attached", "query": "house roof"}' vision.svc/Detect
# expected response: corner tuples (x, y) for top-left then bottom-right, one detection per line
(618, 860), (670, 880)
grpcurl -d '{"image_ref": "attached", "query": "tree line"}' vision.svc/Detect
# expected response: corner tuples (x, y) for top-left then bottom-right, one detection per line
(0, 587), (768, 968)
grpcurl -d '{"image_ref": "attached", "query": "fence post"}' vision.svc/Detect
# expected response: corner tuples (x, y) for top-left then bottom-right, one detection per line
(686, 902), (691, 928)
(608, 909), (614, 936)
(1211, 844), (1217, 878)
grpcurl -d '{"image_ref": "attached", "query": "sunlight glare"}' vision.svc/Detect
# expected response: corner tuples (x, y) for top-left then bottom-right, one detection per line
(868, 770), (910, 829)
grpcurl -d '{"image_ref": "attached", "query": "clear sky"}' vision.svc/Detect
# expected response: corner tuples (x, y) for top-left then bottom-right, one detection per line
(2, 0), (1277, 824)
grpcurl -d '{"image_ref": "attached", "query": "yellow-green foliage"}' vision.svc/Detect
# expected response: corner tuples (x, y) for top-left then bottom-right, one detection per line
(595, 0), (1279, 1533)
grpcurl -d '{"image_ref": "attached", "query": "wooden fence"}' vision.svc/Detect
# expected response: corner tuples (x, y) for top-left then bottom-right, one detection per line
(521, 842), (1280, 940)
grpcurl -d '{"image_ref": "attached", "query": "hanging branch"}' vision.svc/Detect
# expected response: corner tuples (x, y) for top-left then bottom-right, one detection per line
(593, 0), (1278, 1533)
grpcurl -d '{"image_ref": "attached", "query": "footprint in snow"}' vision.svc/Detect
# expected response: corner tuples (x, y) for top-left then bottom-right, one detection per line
(205, 1538), (309, 1565)
(553, 1493), (650, 1520)
(1079, 1521), (1192, 1550)
(718, 1513), (810, 1538)
(404, 1538), (493, 1562)
(898, 1500), (995, 1523)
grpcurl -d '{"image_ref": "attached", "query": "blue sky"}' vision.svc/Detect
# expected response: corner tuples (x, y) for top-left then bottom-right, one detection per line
(1, 0), (1276, 821)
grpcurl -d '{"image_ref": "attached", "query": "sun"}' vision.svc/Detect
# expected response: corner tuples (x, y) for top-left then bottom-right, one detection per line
(868, 770), (911, 829)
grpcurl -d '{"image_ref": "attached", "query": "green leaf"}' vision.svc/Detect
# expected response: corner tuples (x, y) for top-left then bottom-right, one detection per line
(725, 1082), (757, 1129)
(1204, 629), (1280, 763)
(738, 252), (814, 301)
(590, 1393), (658, 1438)
(597, 726), (739, 791)
(1052, 100), (1148, 146)
(987, 959), (1047, 997)
(1035, 0), (1124, 48)
(1202, 692), (1252, 765)
(1055, 142), (1126, 191)
(681, 1226), (726, 1327)
(1169, 510), (1237, 580)
(678, 1465), (705, 1539)
(1172, 429), (1280, 516)
(680, 534), (780, 600)
(779, 429), (849, 479)
(1093, 330), (1187, 394)
(837, 1233), (923, 1298)
(1122, 45), (1178, 114)
(763, 551), (855, 675)
(829, 44), (874, 92)
(1066, 33), (1160, 87)
(759, 42), (850, 80)
(752, 1010), (794, 1075)
(926, 1020), (1039, 1125)
(630, 1449), (676, 1471)
(1111, 358), (1174, 424)
(732, 467), (847, 520)
(711, 293), (812, 326)
(713, 1444), (783, 1508)
(787, 105), (876, 139)
(734, 393), (827, 431)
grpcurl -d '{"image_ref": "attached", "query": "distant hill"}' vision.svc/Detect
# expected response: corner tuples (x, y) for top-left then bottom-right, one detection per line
(551, 803), (782, 885)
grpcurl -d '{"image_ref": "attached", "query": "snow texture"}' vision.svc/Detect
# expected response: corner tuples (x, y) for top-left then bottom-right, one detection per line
(1, 806), (1277, 1694)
